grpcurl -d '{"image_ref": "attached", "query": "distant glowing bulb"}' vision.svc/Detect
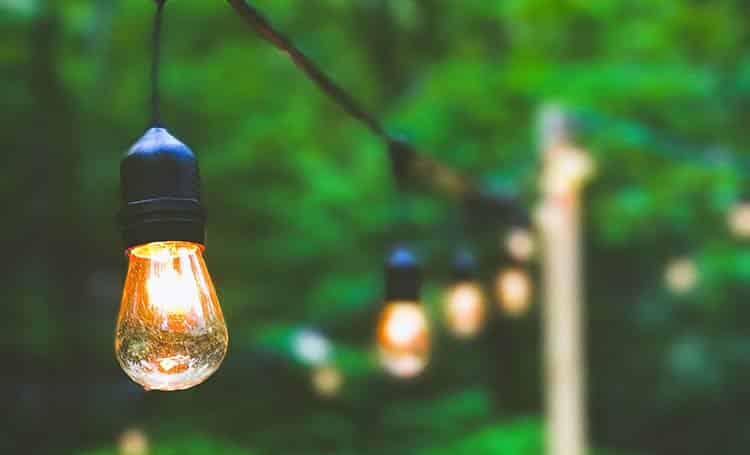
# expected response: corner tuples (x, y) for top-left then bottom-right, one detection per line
(377, 301), (430, 378)
(729, 202), (750, 238)
(118, 428), (148, 455)
(542, 145), (594, 196)
(293, 329), (331, 366)
(496, 268), (532, 316)
(444, 282), (485, 338)
(506, 228), (536, 262)
(115, 241), (228, 391)
(312, 365), (343, 398)
(665, 258), (698, 295)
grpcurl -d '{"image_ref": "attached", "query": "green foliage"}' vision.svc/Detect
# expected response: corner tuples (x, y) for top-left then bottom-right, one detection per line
(4, 0), (750, 454)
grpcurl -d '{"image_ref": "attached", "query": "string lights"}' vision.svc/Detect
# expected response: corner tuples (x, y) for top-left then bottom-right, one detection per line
(664, 257), (699, 295)
(728, 201), (750, 239)
(377, 247), (430, 378)
(443, 250), (485, 338)
(117, 428), (149, 455)
(115, 0), (227, 391)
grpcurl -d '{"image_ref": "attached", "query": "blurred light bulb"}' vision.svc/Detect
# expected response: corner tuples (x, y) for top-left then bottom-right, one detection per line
(665, 257), (698, 295)
(444, 282), (485, 338)
(118, 428), (148, 455)
(542, 145), (594, 196)
(377, 301), (430, 378)
(496, 268), (532, 316)
(506, 228), (536, 262)
(312, 364), (343, 398)
(115, 241), (228, 391)
(729, 202), (750, 238)
(293, 329), (331, 367)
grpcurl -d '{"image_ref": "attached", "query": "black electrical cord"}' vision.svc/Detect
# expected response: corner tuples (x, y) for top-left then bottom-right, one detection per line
(225, 0), (522, 221)
(150, 0), (166, 126)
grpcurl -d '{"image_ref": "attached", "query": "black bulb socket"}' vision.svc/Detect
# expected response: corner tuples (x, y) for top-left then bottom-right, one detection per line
(452, 249), (477, 282)
(385, 247), (421, 302)
(118, 127), (206, 249)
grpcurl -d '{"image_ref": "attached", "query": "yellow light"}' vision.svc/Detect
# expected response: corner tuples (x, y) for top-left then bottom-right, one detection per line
(664, 257), (698, 295)
(496, 268), (532, 316)
(444, 282), (485, 338)
(115, 241), (228, 391)
(376, 301), (430, 378)
(729, 202), (750, 238)
(312, 364), (343, 398)
(506, 227), (536, 262)
(541, 145), (595, 197)
(117, 428), (148, 455)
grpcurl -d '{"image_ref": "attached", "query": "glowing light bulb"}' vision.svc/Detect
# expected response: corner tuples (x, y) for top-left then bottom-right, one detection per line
(293, 329), (331, 367)
(542, 145), (595, 196)
(496, 268), (532, 316)
(505, 227), (536, 262)
(444, 282), (485, 338)
(729, 202), (750, 238)
(115, 241), (228, 391)
(312, 364), (344, 398)
(117, 428), (148, 455)
(664, 257), (698, 295)
(377, 301), (430, 378)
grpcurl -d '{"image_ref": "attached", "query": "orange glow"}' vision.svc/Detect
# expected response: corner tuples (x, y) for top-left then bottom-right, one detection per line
(376, 301), (430, 378)
(496, 268), (532, 316)
(115, 241), (228, 391)
(444, 282), (485, 338)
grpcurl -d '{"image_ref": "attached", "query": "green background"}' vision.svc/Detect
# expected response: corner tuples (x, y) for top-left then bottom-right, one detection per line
(3, 0), (750, 454)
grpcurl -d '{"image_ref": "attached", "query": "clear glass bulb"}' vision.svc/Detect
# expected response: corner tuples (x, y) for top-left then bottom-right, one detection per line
(376, 301), (430, 378)
(496, 267), (532, 316)
(115, 241), (228, 391)
(444, 282), (485, 338)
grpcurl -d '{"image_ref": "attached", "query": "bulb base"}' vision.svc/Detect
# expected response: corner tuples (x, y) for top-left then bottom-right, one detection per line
(119, 127), (206, 249)
(385, 247), (421, 301)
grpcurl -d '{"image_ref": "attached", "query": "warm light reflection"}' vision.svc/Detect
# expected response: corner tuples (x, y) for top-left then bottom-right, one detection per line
(115, 241), (228, 391)
(665, 257), (698, 295)
(312, 364), (343, 398)
(444, 282), (485, 338)
(117, 428), (148, 455)
(506, 227), (536, 262)
(496, 268), (532, 316)
(377, 301), (430, 378)
(729, 202), (750, 239)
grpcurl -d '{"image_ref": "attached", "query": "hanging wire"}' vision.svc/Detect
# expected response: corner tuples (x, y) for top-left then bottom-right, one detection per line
(225, 0), (521, 221)
(150, 0), (166, 126)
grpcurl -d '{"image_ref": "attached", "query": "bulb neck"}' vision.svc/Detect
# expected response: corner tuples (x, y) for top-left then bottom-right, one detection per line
(119, 127), (206, 249)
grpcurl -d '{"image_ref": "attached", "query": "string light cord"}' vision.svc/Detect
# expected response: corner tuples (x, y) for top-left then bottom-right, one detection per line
(226, 0), (520, 220)
(150, 0), (166, 126)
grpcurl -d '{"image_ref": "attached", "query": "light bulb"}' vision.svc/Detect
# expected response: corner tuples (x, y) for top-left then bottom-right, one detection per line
(729, 202), (750, 238)
(312, 364), (343, 398)
(496, 268), (532, 316)
(444, 282), (485, 338)
(117, 428), (148, 455)
(115, 241), (228, 391)
(664, 257), (698, 295)
(505, 227), (535, 262)
(377, 301), (430, 378)
(293, 329), (331, 367)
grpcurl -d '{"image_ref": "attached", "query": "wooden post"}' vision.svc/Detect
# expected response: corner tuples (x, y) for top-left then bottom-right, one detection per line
(537, 105), (593, 455)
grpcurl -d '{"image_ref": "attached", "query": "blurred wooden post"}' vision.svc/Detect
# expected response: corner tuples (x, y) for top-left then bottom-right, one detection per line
(537, 105), (593, 455)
